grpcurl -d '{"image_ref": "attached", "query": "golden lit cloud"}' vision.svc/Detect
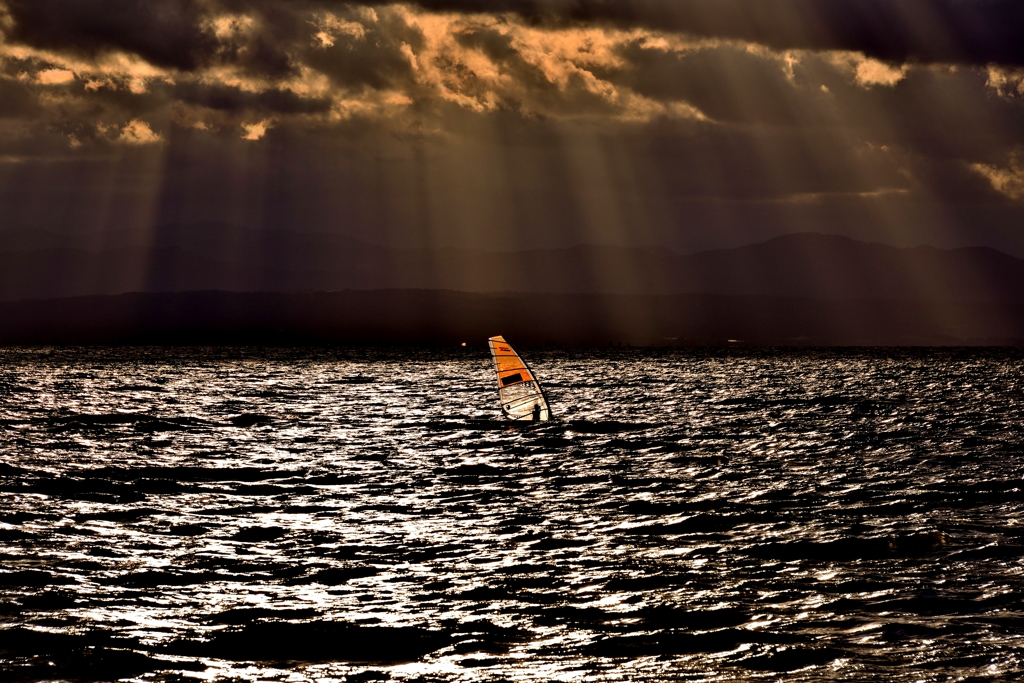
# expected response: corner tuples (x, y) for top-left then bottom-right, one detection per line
(0, 3), (716, 135)
(972, 154), (1024, 200)
(0, 0), (1011, 212)
(204, 13), (255, 41)
(825, 51), (909, 88)
(313, 10), (371, 46)
(985, 66), (1024, 99)
(387, 8), (713, 122)
(854, 59), (907, 87)
(241, 119), (272, 140)
(117, 119), (161, 145)
(36, 67), (74, 84)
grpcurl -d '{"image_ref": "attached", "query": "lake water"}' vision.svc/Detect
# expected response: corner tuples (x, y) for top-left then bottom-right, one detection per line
(2, 346), (1023, 682)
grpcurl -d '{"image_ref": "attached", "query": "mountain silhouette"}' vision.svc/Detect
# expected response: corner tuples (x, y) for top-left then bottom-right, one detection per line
(2, 290), (1022, 346)
(2, 225), (1024, 303)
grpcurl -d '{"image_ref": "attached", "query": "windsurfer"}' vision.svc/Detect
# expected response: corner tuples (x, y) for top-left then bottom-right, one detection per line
(487, 335), (552, 421)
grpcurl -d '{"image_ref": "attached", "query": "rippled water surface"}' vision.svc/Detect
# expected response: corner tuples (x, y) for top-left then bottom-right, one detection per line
(2, 346), (1024, 682)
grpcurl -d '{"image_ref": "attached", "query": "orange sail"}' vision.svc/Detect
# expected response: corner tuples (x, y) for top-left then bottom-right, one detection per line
(487, 336), (552, 421)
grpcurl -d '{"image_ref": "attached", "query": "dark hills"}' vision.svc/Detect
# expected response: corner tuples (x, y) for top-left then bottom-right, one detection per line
(4, 224), (1024, 345)
(3, 224), (1024, 303)
(3, 289), (1023, 346)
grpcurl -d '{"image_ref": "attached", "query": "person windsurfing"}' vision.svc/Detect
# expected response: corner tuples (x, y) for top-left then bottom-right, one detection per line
(487, 336), (552, 421)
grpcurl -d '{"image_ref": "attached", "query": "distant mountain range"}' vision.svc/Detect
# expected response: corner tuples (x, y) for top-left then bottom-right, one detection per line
(2, 223), (1024, 303)
(2, 290), (1023, 346)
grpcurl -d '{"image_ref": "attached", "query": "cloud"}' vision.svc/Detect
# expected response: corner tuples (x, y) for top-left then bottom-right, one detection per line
(986, 66), (1024, 99)
(0, 0), (1002, 141)
(369, 0), (1024, 68)
(852, 58), (907, 88)
(0, 3), (716, 133)
(0, 0), (1021, 248)
(972, 153), (1024, 200)
(399, 11), (709, 121)
(313, 9), (372, 46)
(241, 118), (271, 140)
(172, 81), (332, 115)
(117, 119), (161, 145)
(817, 52), (909, 88)
(3, 0), (216, 71)
(35, 67), (74, 84)
(0, 2), (1016, 163)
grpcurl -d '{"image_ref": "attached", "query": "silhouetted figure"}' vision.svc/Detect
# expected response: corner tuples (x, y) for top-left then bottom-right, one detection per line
(532, 403), (541, 421)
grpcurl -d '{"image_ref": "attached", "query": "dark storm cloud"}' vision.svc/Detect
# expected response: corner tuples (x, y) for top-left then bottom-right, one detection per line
(6, 1), (1024, 78)
(1, 2), (1021, 159)
(173, 82), (332, 115)
(370, 0), (1024, 67)
(2, 0), (300, 79)
(3, 0), (217, 71)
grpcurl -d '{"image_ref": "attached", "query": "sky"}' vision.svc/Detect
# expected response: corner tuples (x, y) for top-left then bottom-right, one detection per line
(2, 1), (1024, 254)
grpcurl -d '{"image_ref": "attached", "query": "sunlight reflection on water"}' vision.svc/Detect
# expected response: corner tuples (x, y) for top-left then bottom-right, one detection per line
(1, 346), (1023, 681)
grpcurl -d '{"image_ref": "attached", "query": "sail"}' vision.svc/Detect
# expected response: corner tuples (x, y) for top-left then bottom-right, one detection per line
(488, 336), (552, 421)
